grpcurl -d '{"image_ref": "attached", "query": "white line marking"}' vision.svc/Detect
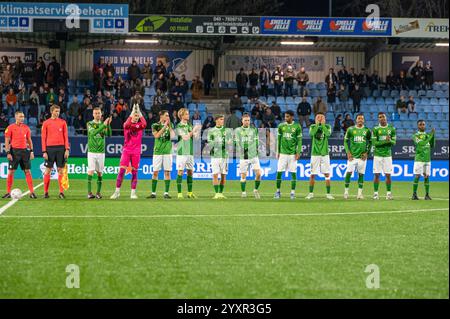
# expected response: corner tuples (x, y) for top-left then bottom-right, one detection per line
(0, 183), (44, 216)
(1, 208), (447, 219)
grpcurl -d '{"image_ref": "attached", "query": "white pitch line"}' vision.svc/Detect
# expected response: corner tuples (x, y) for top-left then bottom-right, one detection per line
(0, 182), (44, 216)
(0, 208), (447, 219)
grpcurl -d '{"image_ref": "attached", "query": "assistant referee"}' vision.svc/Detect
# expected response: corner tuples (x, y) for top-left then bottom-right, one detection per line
(41, 105), (70, 199)
(3, 111), (37, 199)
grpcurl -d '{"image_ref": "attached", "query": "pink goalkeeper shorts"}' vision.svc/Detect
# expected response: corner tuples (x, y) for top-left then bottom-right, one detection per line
(120, 151), (141, 169)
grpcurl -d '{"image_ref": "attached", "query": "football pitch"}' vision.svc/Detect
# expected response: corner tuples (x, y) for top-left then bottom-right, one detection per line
(0, 179), (448, 299)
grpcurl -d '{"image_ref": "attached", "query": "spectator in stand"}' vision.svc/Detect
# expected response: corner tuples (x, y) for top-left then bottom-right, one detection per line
(337, 66), (349, 89)
(0, 55), (10, 74)
(179, 74), (189, 98)
(33, 61), (46, 87)
(17, 87), (29, 115)
(141, 61), (153, 87)
(115, 97), (127, 115)
(358, 68), (371, 97)
(73, 114), (86, 135)
(92, 57), (105, 80)
(396, 95), (408, 115)
(133, 78), (145, 97)
(38, 85), (47, 119)
(236, 68), (248, 97)
(262, 107), (276, 128)
(1, 64), (13, 85)
(119, 82), (132, 104)
(259, 65), (270, 97)
(104, 91), (115, 116)
(68, 96), (81, 126)
(5, 88), (17, 117)
(313, 96), (327, 117)
(370, 70), (380, 91)
(333, 114), (343, 137)
(154, 60), (167, 79)
(326, 82), (336, 113)
(29, 90), (40, 121)
(229, 93), (244, 113)
(398, 70), (407, 90)
(248, 68), (259, 95)
(348, 67), (357, 93)
(127, 60), (141, 84)
(167, 72), (177, 93)
(284, 65), (295, 97)
(341, 113), (354, 133)
(46, 87), (57, 107)
(296, 67), (309, 97)
(172, 96), (185, 112)
(407, 95), (417, 116)
(226, 111), (241, 129)
(0, 113), (9, 133)
(297, 96), (312, 128)
(94, 68), (105, 93)
(202, 114), (215, 131)
(12, 57), (24, 81)
(104, 71), (115, 92)
(337, 84), (349, 114)
(424, 61), (434, 90)
(325, 68), (337, 88)
(57, 66), (70, 89)
(386, 71), (397, 90)
(251, 102), (264, 121)
(152, 89), (169, 111)
(47, 56), (61, 87)
(103, 60), (115, 78)
(271, 65), (284, 98)
(270, 101), (282, 121)
(411, 60), (425, 90)
(155, 73), (168, 93)
(57, 95), (68, 120)
(350, 84), (363, 114)
(201, 59), (215, 96)
(146, 112), (158, 127)
(110, 112), (123, 136)
(191, 76), (203, 101)
(83, 103), (94, 124)
(169, 80), (184, 103)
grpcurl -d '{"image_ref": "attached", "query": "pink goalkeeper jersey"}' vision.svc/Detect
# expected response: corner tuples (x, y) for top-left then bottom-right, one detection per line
(123, 116), (147, 154)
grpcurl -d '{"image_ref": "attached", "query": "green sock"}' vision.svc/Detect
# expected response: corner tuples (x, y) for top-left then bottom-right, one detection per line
(87, 175), (92, 193)
(164, 180), (170, 193)
(214, 185), (219, 193)
(219, 184), (224, 193)
(358, 174), (364, 189)
(176, 175), (182, 193)
(187, 175), (193, 192)
(276, 172), (282, 189)
(291, 173), (296, 190)
(309, 184), (314, 193)
(255, 180), (261, 190)
(152, 179), (158, 193)
(240, 181), (246, 192)
(413, 177), (419, 193)
(344, 173), (351, 188)
(97, 175), (102, 193)
(386, 182), (391, 192)
(424, 177), (430, 194)
(326, 184), (331, 194)
(374, 181), (379, 192)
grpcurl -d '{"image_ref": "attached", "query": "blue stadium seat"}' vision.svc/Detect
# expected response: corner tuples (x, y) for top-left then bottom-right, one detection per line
(276, 96), (285, 104)
(409, 113), (418, 121)
(390, 90), (400, 98)
(387, 104), (395, 113)
(385, 97), (394, 105)
(228, 81), (237, 89)
(285, 96), (294, 104)
(423, 105), (433, 113)
(375, 97), (385, 105)
(240, 96), (248, 104)
(258, 96), (267, 103)
(267, 96), (275, 104)
(432, 83), (441, 91)
(408, 90), (417, 97)
(399, 113), (409, 121)
(435, 90), (446, 98)
(188, 103), (197, 111)
(426, 90), (435, 98)
(372, 90), (380, 98)
(420, 97), (430, 105)
(400, 90), (408, 97)
(307, 82), (317, 90)
(28, 117), (38, 127)
(219, 81), (228, 89)
(310, 90), (319, 97)
(432, 105), (442, 113)
(426, 112), (436, 120)
(319, 89), (327, 97)
(317, 82), (326, 90)
(417, 90), (426, 97)
(381, 90), (390, 98)
(439, 98), (448, 105)
(198, 103), (207, 112)
(430, 97), (439, 105)
(8, 118), (15, 124)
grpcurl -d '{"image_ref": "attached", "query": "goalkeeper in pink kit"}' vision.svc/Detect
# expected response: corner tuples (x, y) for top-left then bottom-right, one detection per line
(110, 104), (147, 199)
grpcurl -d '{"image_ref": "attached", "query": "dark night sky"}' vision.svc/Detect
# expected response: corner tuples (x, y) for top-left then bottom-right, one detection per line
(280, 0), (332, 17)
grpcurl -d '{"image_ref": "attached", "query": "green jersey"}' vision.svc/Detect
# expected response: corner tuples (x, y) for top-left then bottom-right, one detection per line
(277, 122), (302, 155)
(413, 131), (435, 163)
(87, 121), (111, 153)
(207, 126), (232, 158)
(176, 122), (193, 156)
(372, 124), (396, 157)
(344, 126), (372, 159)
(309, 123), (331, 156)
(152, 122), (173, 155)
(235, 126), (259, 160)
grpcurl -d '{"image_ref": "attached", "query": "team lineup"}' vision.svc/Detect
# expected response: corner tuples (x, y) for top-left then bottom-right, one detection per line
(3, 104), (436, 201)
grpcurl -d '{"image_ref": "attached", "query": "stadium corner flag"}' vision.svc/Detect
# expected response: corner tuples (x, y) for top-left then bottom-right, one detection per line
(62, 164), (70, 190)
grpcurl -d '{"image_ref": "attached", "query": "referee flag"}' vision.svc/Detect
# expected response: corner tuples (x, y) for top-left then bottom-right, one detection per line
(61, 164), (70, 190)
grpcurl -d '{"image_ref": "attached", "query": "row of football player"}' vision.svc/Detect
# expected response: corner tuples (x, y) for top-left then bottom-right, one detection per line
(3, 104), (434, 201)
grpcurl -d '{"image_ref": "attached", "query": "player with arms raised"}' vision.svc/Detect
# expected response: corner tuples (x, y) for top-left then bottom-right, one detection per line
(235, 113), (261, 198)
(3, 111), (36, 199)
(412, 120), (435, 200)
(175, 108), (199, 199)
(87, 107), (112, 199)
(343, 113), (372, 200)
(41, 105), (69, 199)
(149, 110), (175, 199)
(372, 112), (396, 200)
(207, 115), (233, 199)
(274, 110), (302, 200)
(110, 104), (147, 199)
(305, 112), (334, 200)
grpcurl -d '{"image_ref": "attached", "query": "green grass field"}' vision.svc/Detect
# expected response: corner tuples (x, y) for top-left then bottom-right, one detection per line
(0, 179), (448, 299)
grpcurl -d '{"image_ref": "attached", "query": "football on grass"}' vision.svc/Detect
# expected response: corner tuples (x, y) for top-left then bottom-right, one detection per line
(11, 188), (23, 200)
